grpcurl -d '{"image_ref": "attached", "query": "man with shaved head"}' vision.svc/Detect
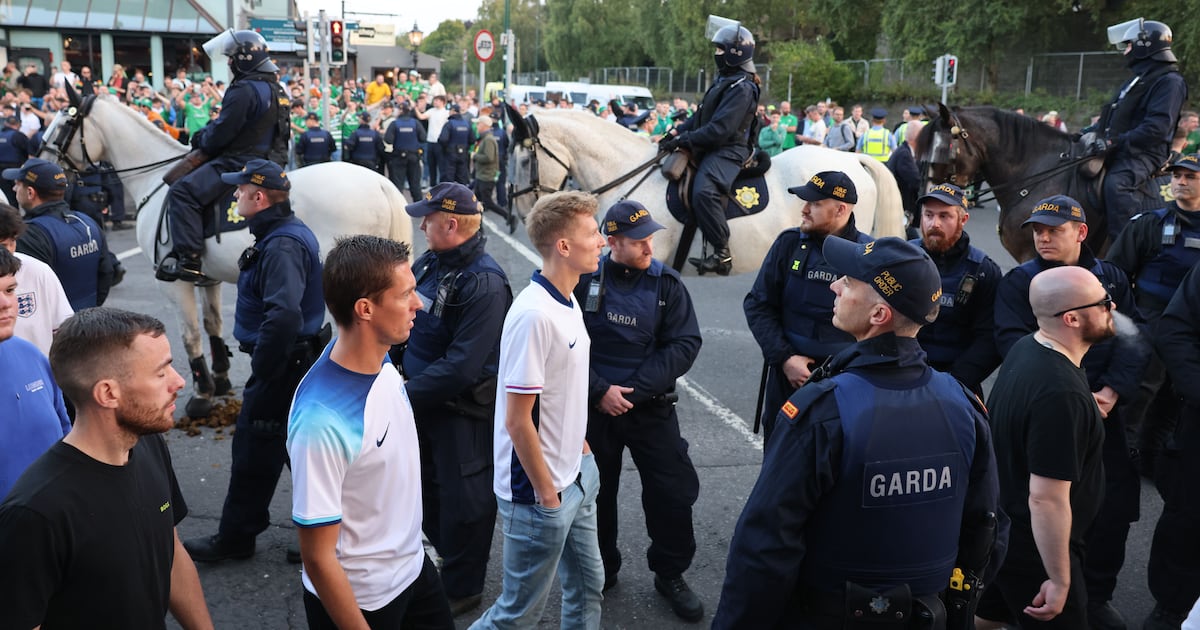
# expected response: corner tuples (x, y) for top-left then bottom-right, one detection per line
(983, 265), (1115, 628)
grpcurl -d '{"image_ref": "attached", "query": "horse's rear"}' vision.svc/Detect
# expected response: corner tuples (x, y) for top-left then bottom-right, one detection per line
(288, 162), (414, 253)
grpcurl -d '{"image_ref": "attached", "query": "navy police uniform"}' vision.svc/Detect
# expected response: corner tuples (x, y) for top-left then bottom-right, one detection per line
(384, 110), (426, 198)
(295, 119), (335, 167)
(438, 112), (474, 185)
(572, 202), (703, 604)
(0, 121), (29, 206)
(344, 118), (384, 172)
(715, 237), (1003, 630)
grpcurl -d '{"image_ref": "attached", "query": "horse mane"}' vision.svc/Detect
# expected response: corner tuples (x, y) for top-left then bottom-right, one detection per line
(89, 94), (188, 157)
(917, 105), (1072, 161)
(525, 109), (655, 189)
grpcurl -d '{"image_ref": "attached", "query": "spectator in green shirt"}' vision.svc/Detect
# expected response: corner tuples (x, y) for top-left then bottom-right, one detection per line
(1180, 110), (1200, 155)
(758, 111), (786, 156)
(779, 101), (799, 151)
(180, 89), (213, 137)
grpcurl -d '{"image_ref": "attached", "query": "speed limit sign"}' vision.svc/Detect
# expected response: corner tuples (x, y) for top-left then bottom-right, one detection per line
(474, 30), (495, 63)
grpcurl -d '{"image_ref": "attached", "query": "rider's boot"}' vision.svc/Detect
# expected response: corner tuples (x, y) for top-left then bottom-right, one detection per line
(689, 245), (733, 276)
(156, 251), (208, 283)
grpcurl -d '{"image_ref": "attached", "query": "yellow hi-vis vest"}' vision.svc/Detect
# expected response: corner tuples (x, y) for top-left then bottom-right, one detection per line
(863, 127), (892, 162)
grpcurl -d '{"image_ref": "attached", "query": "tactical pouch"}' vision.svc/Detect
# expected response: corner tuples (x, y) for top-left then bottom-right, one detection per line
(844, 582), (913, 629)
(444, 375), (498, 421)
(661, 149), (690, 181)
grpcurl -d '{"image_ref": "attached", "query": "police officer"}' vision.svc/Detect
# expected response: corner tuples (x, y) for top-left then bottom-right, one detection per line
(1147, 258), (1200, 630)
(295, 112), (335, 167)
(1108, 153), (1200, 477)
(572, 201), (704, 622)
(714, 236), (1002, 629)
(3, 158), (114, 310)
(384, 101), (425, 200)
(910, 183), (1002, 395)
(0, 116), (28, 206)
(744, 171), (871, 446)
(658, 20), (759, 276)
(992, 195), (1148, 630)
(396, 182), (511, 615)
(157, 30), (290, 282)
(344, 111), (384, 172)
(858, 108), (896, 162)
(438, 104), (474, 185)
(1095, 18), (1188, 240)
(183, 159), (327, 563)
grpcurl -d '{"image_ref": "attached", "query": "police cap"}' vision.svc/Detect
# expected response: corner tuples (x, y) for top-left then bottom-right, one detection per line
(4, 115), (18, 126)
(870, 107), (888, 120)
(1171, 153), (1200, 173)
(1021, 194), (1086, 228)
(918, 183), (969, 210)
(406, 182), (482, 217)
(788, 171), (858, 204)
(2, 158), (69, 192)
(219, 159), (291, 191)
(603, 200), (665, 239)
(305, 112), (320, 121)
(823, 236), (942, 324)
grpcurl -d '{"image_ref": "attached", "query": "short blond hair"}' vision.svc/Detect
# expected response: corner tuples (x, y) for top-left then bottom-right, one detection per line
(454, 210), (481, 236)
(527, 191), (597, 256)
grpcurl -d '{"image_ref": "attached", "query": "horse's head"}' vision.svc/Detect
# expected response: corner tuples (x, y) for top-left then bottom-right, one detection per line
(38, 82), (108, 172)
(505, 103), (573, 220)
(916, 103), (985, 191)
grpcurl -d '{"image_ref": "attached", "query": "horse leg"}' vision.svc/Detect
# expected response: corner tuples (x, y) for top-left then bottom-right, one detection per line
(164, 281), (217, 418)
(200, 282), (233, 396)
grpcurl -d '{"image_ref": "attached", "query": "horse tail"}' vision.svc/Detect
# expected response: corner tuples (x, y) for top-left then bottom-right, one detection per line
(380, 177), (413, 243)
(854, 154), (907, 238)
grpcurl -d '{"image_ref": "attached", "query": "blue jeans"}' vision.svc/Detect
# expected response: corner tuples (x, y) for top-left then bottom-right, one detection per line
(470, 453), (603, 630)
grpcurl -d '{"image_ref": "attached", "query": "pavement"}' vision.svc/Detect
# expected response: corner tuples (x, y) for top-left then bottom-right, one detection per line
(94, 203), (1164, 629)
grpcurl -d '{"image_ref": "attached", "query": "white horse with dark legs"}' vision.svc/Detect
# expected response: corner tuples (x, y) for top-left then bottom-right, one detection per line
(40, 93), (412, 416)
(506, 108), (906, 274)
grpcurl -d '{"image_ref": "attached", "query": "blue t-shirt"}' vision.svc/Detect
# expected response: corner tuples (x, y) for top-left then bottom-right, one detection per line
(0, 337), (70, 498)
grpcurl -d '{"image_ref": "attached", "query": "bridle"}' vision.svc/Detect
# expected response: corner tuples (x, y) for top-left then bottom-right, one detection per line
(41, 93), (186, 182)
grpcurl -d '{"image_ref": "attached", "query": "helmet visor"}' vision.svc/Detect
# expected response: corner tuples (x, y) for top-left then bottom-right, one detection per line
(706, 15), (740, 43)
(1107, 18), (1142, 50)
(202, 30), (237, 61)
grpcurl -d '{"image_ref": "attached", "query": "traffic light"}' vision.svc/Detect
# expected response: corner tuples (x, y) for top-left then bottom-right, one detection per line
(294, 19), (315, 65)
(329, 20), (346, 65)
(944, 55), (959, 87)
(932, 55), (945, 86)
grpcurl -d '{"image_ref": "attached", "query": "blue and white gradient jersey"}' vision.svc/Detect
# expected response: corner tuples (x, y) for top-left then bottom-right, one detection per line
(287, 343), (424, 611)
(492, 272), (591, 503)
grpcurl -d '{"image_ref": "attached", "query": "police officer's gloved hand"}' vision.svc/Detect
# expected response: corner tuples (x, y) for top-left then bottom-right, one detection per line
(1090, 138), (1110, 155)
(658, 137), (680, 153)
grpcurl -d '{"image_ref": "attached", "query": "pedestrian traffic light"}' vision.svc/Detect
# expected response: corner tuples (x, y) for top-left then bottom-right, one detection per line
(944, 55), (959, 87)
(329, 20), (346, 65)
(932, 55), (945, 86)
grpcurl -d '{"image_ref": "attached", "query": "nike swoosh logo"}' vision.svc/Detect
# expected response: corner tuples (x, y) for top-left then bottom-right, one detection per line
(376, 423), (390, 447)
(569, 338), (577, 348)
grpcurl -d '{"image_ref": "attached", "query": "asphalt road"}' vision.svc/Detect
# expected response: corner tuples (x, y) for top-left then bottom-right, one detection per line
(91, 201), (1163, 629)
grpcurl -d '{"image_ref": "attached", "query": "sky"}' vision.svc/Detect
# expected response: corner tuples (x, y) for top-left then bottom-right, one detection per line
(294, 0), (485, 37)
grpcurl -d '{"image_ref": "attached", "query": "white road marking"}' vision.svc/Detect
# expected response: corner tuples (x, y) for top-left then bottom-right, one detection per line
(484, 214), (760, 450)
(116, 246), (142, 261)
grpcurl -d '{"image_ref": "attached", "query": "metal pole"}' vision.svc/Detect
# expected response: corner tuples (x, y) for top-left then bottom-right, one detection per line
(504, 0), (513, 93)
(863, 60), (869, 89)
(787, 72), (792, 103)
(479, 58), (485, 101)
(1076, 52), (1084, 100)
(462, 49), (467, 95)
(668, 68), (673, 95)
(1025, 57), (1033, 97)
(319, 10), (330, 134)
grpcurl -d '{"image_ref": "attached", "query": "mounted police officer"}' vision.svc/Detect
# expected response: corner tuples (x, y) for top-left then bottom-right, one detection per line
(573, 201), (704, 622)
(1094, 18), (1188, 241)
(156, 29), (290, 283)
(396, 182), (511, 616)
(744, 171), (871, 446)
(438, 104), (474, 185)
(0, 116), (28, 206)
(344, 111), (384, 172)
(658, 16), (760, 276)
(384, 101), (425, 201)
(715, 236), (1003, 630)
(910, 183), (1002, 395)
(3, 158), (114, 310)
(295, 112), (335, 167)
(183, 159), (327, 564)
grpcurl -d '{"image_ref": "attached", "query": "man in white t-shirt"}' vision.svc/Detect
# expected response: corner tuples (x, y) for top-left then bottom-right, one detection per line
(0, 205), (72, 355)
(288, 235), (454, 629)
(421, 95), (451, 185)
(471, 191), (607, 630)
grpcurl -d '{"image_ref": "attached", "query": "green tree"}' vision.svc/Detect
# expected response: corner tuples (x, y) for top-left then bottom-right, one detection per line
(418, 20), (469, 84)
(767, 39), (855, 104)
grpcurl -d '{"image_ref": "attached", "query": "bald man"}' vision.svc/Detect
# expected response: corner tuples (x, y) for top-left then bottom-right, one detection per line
(982, 266), (1114, 628)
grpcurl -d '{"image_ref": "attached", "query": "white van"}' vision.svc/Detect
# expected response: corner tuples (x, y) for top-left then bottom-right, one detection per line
(545, 82), (656, 111)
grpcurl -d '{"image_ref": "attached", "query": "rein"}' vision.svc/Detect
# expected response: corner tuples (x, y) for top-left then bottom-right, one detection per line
(43, 97), (187, 179)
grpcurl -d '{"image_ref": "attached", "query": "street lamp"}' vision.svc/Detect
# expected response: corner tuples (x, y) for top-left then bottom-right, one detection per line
(408, 22), (424, 73)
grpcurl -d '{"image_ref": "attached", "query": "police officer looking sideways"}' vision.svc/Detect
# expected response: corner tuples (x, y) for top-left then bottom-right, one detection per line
(990, 195), (1147, 630)
(184, 159), (327, 563)
(910, 183), (1002, 395)
(395, 182), (512, 616)
(714, 236), (1002, 629)
(658, 18), (760, 276)
(385, 101), (426, 201)
(3, 158), (114, 311)
(439, 105), (474, 185)
(744, 171), (871, 446)
(158, 30), (290, 282)
(0, 116), (29, 206)
(572, 201), (704, 622)
(295, 113), (335, 167)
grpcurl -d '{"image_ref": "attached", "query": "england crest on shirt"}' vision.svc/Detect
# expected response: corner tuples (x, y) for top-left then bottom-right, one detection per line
(17, 292), (36, 318)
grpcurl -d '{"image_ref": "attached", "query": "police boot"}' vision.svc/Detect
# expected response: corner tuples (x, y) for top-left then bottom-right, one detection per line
(183, 534), (255, 563)
(155, 253), (208, 283)
(654, 573), (704, 622)
(688, 246), (733, 276)
(1088, 601), (1128, 630)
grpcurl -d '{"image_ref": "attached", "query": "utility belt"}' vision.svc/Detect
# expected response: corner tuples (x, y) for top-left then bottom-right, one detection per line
(448, 144), (468, 156)
(802, 582), (946, 630)
(238, 322), (332, 358)
(443, 375), (498, 421)
(391, 148), (422, 160)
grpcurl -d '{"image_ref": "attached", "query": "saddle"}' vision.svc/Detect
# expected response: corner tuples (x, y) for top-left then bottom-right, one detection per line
(664, 148), (773, 226)
(1067, 133), (1174, 215)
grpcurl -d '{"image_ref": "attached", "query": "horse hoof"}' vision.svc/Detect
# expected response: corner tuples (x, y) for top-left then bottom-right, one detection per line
(185, 397), (214, 419)
(214, 376), (233, 397)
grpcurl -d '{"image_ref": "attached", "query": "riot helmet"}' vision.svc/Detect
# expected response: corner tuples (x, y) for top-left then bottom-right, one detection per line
(1108, 18), (1176, 63)
(203, 29), (278, 76)
(707, 16), (755, 73)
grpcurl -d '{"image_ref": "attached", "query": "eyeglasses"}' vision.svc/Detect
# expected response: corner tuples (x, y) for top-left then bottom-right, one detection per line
(1053, 293), (1114, 318)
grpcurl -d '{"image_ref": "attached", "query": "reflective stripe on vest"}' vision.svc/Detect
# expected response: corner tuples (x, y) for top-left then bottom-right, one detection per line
(863, 128), (892, 162)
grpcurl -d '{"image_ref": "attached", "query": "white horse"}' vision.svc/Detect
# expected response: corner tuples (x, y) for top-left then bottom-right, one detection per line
(40, 93), (412, 416)
(506, 108), (906, 274)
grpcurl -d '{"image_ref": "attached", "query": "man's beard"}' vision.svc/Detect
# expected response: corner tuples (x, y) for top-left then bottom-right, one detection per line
(116, 397), (175, 436)
(922, 230), (957, 254)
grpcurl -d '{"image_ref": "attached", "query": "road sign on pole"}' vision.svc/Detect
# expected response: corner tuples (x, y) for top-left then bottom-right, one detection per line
(474, 30), (495, 63)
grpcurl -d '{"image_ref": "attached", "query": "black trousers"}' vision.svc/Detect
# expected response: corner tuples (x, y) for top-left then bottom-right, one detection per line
(587, 400), (699, 579)
(1083, 406), (1140, 604)
(689, 144), (750, 250)
(440, 149), (469, 185)
(416, 409), (495, 599)
(304, 555), (454, 629)
(1102, 153), (1161, 240)
(980, 549), (1089, 628)
(389, 154), (423, 200)
(165, 155), (246, 256)
(474, 179), (505, 217)
(1148, 402), (1200, 614)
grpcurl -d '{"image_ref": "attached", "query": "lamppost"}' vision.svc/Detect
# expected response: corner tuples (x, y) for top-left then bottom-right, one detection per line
(408, 22), (423, 74)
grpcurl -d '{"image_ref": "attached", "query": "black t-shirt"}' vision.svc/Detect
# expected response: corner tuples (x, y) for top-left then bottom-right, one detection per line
(986, 334), (1104, 570)
(0, 435), (187, 629)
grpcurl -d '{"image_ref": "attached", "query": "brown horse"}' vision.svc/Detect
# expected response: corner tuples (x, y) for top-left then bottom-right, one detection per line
(916, 104), (1165, 263)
